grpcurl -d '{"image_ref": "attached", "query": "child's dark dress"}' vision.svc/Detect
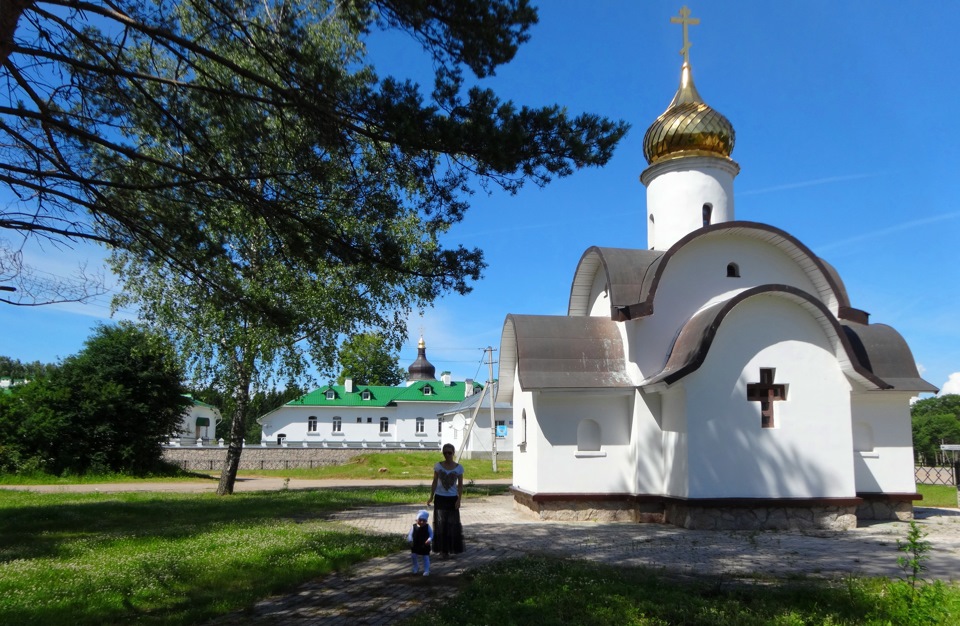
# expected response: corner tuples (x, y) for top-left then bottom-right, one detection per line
(410, 523), (432, 556)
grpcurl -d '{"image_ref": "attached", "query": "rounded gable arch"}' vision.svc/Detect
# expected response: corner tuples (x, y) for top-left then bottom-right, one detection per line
(617, 222), (853, 321)
(643, 285), (887, 391)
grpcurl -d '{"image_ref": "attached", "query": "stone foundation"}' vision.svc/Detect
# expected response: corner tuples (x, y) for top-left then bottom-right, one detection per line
(162, 447), (417, 471)
(663, 503), (857, 530)
(512, 489), (663, 522)
(513, 490), (865, 530)
(856, 499), (914, 522)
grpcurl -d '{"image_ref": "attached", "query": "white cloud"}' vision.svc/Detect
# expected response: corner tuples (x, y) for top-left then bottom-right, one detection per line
(939, 372), (960, 396)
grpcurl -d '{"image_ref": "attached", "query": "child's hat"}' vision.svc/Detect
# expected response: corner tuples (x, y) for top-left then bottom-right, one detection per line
(417, 510), (430, 521)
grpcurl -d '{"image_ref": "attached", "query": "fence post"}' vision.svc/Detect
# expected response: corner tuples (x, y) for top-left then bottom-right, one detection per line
(954, 461), (960, 508)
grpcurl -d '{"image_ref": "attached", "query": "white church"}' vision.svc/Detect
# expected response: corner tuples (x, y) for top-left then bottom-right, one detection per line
(497, 9), (935, 530)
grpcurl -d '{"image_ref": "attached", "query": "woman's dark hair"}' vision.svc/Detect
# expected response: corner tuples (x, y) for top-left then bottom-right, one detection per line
(442, 444), (455, 454)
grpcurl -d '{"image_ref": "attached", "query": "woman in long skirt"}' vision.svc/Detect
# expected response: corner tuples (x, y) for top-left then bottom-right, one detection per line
(427, 443), (465, 556)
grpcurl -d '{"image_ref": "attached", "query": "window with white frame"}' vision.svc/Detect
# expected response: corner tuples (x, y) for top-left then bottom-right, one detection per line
(379, 417), (389, 433)
(332, 416), (342, 433)
(325, 390), (336, 400)
(307, 416), (318, 432)
(415, 417), (425, 434)
(361, 390), (371, 400)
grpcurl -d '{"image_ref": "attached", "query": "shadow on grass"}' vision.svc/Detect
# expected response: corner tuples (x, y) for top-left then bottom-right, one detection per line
(0, 487), (424, 561)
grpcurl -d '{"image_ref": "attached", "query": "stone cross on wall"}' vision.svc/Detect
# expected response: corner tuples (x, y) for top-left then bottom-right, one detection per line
(747, 368), (786, 428)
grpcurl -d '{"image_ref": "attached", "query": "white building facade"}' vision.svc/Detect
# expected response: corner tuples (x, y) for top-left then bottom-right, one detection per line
(259, 340), (511, 456)
(498, 18), (934, 530)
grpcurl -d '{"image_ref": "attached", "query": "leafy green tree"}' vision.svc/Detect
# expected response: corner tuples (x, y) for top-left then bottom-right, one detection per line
(90, 1), (625, 494)
(2, 0), (626, 305)
(911, 395), (960, 465)
(0, 324), (190, 475)
(189, 383), (305, 443)
(0, 356), (57, 380)
(336, 333), (406, 386)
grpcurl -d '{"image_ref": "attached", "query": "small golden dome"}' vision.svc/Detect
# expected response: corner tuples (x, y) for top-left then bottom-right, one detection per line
(643, 63), (735, 165)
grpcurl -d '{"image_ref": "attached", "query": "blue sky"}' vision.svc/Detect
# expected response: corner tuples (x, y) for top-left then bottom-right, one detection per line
(3, 2), (959, 395)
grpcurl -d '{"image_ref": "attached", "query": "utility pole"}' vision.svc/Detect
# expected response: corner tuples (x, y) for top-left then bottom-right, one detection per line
(486, 346), (498, 472)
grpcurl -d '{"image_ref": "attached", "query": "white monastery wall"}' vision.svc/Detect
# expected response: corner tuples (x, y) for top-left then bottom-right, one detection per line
(682, 296), (855, 499)
(851, 391), (917, 494)
(532, 392), (633, 494)
(444, 406), (513, 456)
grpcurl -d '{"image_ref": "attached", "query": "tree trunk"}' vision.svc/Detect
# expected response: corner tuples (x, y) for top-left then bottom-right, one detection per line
(0, 0), (32, 67)
(216, 374), (252, 495)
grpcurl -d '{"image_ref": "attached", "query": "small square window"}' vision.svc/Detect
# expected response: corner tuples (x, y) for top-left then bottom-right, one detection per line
(325, 390), (336, 400)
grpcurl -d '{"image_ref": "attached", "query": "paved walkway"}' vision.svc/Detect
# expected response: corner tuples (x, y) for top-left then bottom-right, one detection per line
(216, 493), (960, 625)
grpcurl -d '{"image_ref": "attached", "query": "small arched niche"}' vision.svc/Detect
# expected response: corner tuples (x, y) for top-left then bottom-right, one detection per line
(576, 419), (601, 452)
(726, 262), (740, 278)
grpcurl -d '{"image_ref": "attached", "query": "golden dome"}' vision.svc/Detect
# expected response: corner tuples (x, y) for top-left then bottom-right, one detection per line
(643, 63), (735, 165)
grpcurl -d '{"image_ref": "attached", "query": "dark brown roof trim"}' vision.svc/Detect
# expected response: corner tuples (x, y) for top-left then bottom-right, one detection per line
(645, 284), (891, 389)
(857, 492), (922, 502)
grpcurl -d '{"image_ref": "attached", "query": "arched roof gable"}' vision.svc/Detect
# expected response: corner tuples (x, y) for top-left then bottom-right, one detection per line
(576, 222), (856, 321)
(568, 247), (664, 317)
(642, 285), (886, 390)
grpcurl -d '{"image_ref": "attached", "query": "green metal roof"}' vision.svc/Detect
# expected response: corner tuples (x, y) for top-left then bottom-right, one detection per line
(288, 380), (483, 408)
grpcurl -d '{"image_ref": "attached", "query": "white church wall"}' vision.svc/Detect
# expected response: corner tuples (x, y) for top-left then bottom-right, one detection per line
(644, 159), (736, 251)
(627, 235), (826, 379)
(511, 368), (539, 491)
(851, 392), (917, 494)
(587, 267), (611, 317)
(658, 385), (689, 497)
(531, 392), (633, 494)
(682, 295), (856, 499)
(633, 390), (665, 494)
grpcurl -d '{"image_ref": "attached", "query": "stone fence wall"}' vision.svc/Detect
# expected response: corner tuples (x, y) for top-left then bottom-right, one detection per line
(162, 446), (431, 471)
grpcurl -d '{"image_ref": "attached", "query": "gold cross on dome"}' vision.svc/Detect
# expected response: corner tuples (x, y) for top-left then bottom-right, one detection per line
(671, 5), (700, 64)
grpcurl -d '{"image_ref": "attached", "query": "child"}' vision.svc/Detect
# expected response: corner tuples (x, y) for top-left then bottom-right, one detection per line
(407, 509), (433, 576)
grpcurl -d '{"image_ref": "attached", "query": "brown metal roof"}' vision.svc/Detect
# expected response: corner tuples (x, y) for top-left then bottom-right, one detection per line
(497, 314), (634, 400)
(568, 247), (663, 317)
(841, 321), (938, 393)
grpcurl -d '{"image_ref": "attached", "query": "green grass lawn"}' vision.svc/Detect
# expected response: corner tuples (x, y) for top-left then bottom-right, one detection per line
(233, 451), (512, 481)
(0, 451), (512, 484)
(917, 484), (958, 508)
(1, 485), (958, 625)
(0, 488), (418, 625)
(408, 556), (960, 626)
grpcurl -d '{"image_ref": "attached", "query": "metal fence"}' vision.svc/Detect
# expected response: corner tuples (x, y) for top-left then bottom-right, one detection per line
(166, 458), (345, 471)
(915, 465), (959, 486)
